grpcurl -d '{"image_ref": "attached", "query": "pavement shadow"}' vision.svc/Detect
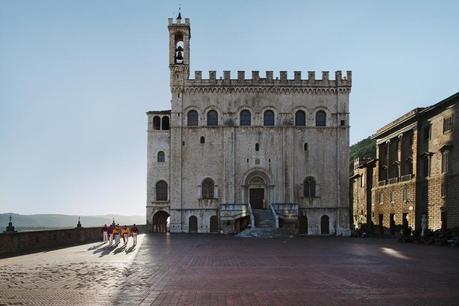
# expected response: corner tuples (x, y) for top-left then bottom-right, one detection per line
(113, 244), (126, 255)
(87, 242), (105, 251)
(94, 244), (117, 257)
(125, 245), (136, 254)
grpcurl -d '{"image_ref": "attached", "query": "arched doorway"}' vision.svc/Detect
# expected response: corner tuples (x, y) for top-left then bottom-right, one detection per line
(248, 176), (267, 209)
(210, 215), (218, 233)
(242, 169), (272, 210)
(321, 215), (330, 235)
(298, 215), (308, 235)
(189, 216), (198, 233)
(152, 211), (169, 233)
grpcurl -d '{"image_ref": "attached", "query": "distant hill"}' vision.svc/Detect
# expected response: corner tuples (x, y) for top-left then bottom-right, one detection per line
(349, 137), (376, 173)
(0, 213), (145, 232)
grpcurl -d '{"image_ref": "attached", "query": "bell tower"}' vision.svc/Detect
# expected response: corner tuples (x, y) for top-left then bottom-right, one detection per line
(168, 11), (190, 86)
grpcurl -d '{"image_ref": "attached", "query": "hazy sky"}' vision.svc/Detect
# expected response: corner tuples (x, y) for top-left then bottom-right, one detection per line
(1, 0), (458, 216)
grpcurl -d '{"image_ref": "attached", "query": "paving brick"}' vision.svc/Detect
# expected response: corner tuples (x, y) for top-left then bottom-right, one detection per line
(1, 234), (459, 305)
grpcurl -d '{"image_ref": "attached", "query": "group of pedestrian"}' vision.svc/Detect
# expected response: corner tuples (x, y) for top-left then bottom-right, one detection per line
(101, 223), (139, 248)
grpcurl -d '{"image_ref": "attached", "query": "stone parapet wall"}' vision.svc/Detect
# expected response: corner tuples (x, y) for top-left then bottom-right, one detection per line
(186, 70), (352, 88)
(0, 225), (148, 257)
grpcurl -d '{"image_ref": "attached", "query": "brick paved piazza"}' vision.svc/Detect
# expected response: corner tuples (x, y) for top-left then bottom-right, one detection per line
(1, 234), (459, 306)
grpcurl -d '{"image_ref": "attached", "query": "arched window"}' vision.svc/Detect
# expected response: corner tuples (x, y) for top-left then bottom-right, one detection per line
(264, 110), (275, 126)
(304, 176), (316, 198)
(207, 110), (218, 126)
(157, 151), (165, 162)
(201, 178), (215, 199)
(209, 215), (218, 233)
(321, 215), (330, 234)
(153, 116), (161, 130)
(188, 216), (197, 233)
(315, 110), (326, 127)
(155, 180), (168, 201)
(295, 110), (306, 126)
(162, 116), (170, 130)
(187, 110), (198, 126)
(240, 110), (251, 126)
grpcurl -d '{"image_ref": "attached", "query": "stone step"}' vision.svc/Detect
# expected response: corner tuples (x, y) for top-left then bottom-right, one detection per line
(237, 227), (295, 238)
(252, 209), (275, 228)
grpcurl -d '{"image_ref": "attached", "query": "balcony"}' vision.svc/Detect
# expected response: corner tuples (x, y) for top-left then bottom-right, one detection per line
(219, 203), (250, 221)
(378, 174), (414, 187)
(400, 174), (414, 182)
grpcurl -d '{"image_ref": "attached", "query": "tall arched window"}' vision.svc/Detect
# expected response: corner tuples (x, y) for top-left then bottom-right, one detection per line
(295, 110), (306, 126)
(187, 110), (198, 126)
(240, 110), (251, 126)
(155, 180), (168, 201)
(153, 116), (161, 130)
(264, 110), (275, 126)
(157, 151), (165, 162)
(201, 178), (215, 199)
(207, 110), (218, 126)
(162, 116), (170, 130)
(315, 110), (326, 127)
(304, 176), (316, 198)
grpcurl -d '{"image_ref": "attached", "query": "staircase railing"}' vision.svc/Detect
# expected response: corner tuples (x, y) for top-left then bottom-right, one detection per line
(247, 203), (255, 229)
(269, 203), (279, 228)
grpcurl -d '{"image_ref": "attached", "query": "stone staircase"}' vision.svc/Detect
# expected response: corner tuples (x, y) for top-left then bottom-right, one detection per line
(253, 209), (275, 228)
(238, 209), (293, 238)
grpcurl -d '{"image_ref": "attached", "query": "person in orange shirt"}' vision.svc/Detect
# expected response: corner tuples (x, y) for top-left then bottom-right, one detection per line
(130, 224), (139, 246)
(121, 225), (129, 246)
(113, 224), (120, 245)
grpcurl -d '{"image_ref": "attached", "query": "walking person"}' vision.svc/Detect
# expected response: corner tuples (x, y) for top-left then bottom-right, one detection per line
(130, 224), (139, 246)
(113, 224), (120, 245)
(121, 225), (129, 246)
(108, 224), (114, 247)
(102, 224), (108, 243)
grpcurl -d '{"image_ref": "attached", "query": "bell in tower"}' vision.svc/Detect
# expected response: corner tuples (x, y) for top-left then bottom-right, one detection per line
(168, 11), (190, 84)
(175, 45), (184, 64)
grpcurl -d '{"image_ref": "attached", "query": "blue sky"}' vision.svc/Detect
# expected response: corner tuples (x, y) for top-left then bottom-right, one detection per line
(1, 0), (458, 215)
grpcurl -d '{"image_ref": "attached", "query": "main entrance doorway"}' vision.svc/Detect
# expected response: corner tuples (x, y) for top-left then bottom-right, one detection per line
(250, 188), (265, 209)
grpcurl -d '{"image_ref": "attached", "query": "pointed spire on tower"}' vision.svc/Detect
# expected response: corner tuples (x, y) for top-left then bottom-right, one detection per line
(177, 6), (182, 20)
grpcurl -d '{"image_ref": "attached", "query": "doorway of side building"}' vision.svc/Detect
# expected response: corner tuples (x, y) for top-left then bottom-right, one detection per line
(320, 215), (330, 235)
(152, 211), (170, 233)
(210, 215), (218, 233)
(298, 215), (308, 235)
(250, 188), (265, 209)
(189, 215), (198, 233)
(389, 213), (395, 235)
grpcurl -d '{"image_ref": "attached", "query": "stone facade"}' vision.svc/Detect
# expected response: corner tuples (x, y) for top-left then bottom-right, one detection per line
(350, 158), (375, 230)
(370, 92), (458, 231)
(146, 15), (352, 235)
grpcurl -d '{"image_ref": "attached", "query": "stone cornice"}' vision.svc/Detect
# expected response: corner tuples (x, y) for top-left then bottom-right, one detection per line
(172, 86), (351, 95)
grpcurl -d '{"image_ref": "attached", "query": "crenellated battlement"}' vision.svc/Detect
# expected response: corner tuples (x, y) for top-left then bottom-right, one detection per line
(168, 17), (190, 26)
(186, 70), (352, 87)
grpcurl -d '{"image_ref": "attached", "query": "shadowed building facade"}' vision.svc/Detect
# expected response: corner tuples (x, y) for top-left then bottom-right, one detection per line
(146, 15), (352, 235)
(358, 92), (458, 232)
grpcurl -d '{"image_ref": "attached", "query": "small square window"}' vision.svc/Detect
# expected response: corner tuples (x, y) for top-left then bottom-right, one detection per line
(443, 116), (454, 133)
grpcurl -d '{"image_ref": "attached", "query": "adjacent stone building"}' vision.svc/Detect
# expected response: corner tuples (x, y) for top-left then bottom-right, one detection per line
(354, 92), (458, 232)
(350, 158), (375, 230)
(146, 14), (352, 235)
